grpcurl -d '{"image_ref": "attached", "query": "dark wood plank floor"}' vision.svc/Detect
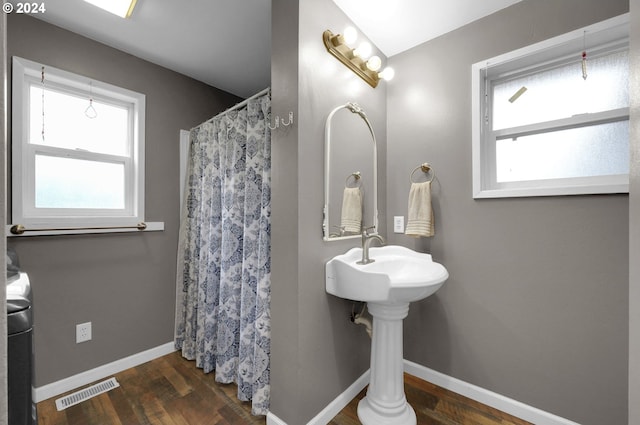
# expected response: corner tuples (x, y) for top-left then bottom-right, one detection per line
(37, 351), (265, 425)
(38, 351), (531, 425)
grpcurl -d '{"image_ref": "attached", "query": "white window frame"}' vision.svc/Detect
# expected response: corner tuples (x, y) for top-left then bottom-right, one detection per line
(471, 14), (630, 199)
(11, 56), (146, 231)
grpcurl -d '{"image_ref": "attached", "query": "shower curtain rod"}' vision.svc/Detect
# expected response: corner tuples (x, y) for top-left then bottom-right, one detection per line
(197, 87), (271, 128)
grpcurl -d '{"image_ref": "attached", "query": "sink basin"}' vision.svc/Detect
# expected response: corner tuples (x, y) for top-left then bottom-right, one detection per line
(326, 245), (448, 304)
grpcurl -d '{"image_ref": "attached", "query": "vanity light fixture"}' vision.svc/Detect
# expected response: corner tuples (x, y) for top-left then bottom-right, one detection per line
(83, 0), (138, 18)
(323, 28), (394, 88)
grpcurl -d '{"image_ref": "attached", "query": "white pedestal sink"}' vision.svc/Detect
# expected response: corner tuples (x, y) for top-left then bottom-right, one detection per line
(326, 245), (448, 425)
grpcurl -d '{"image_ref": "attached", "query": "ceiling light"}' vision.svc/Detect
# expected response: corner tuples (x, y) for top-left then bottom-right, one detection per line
(83, 0), (138, 18)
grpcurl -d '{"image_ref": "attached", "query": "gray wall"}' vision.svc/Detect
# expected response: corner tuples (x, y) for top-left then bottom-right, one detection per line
(630, 0), (640, 422)
(269, 0), (387, 422)
(0, 12), (7, 425)
(6, 14), (240, 387)
(386, 1), (629, 424)
(270, 0), (301, 418)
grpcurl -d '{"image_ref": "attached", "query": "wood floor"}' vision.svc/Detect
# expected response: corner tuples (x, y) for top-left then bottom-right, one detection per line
(37, 351), (531, 425)
(37, 351), (265, 425)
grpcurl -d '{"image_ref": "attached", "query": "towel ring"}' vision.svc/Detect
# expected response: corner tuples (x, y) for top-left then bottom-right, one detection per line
(410, 163), (434, 183)
(345, 171), (362, 188)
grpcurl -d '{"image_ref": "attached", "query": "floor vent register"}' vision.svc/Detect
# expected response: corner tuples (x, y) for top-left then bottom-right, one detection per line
(55, 377), (120, 411)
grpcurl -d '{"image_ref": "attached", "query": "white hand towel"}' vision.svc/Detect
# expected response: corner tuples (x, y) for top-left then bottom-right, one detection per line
(341, 187), (363, 234)
(405, 181), (434, 237)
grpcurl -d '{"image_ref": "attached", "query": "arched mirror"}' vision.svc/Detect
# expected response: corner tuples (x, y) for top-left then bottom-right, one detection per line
(323, 102), (378, 241)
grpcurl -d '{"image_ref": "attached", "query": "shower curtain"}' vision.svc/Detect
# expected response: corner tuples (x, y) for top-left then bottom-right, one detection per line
(174, 91), (271, 415)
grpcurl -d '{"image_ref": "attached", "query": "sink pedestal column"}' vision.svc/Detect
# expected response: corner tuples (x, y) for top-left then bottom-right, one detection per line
(358, 302), (415, 425)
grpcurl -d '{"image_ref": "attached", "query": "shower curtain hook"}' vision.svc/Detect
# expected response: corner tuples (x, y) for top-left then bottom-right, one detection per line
(268, 116), (279, 130)
(280, 112), (294, 127)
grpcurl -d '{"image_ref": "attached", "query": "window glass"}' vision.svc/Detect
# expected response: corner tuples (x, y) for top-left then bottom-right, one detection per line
(496, 121), (629, 183)
(35, 155), (125, 209)
(492, 50), (629, 130)
(28, 83), (129, 156)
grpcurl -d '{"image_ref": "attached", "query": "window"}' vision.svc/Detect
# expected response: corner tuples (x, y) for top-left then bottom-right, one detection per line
(11, 57), (145, 229)
(472, 14), (629, 198)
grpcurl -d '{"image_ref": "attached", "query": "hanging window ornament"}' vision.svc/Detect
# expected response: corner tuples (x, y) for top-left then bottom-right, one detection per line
(85, 81), (98, 119)
(41, 66), (45, 142)
(484, 64), (489, 125)
(581, 31), (588, 80)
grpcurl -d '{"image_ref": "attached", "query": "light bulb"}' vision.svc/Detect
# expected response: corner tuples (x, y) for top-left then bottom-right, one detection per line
(379, 67), (395, 81)
(353, 42), (372, 59)
(343, 27), (358, 45)
(366, 56), (382, 72)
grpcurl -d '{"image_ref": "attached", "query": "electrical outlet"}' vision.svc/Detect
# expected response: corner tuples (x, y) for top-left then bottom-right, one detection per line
(76, 322), (92, 343)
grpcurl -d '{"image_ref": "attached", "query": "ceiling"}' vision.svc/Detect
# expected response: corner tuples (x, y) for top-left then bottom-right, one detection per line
(332, 0), (522, 57)
(16, 0), (521, 98)
(18, 0), (272, 98)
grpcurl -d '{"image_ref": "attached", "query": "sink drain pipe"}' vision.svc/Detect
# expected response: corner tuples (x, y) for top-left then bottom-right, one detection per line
(351, 302), (372, 338)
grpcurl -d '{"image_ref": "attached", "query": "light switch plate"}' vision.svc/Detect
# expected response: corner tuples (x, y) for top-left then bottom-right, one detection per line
(393, 216), (404, 233)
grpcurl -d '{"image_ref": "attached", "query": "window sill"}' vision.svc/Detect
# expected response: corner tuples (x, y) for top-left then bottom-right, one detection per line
(473, 180), (629, 199)
(5, 221), (164, 237)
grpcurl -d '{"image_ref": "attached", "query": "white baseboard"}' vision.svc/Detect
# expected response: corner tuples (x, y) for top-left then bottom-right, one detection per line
(34, 342), (176, 403)
(307, 370), (370, 425)
(266, 369), (370, 425)
(403, 360), (581, 425)
(269, 361), (580, 425)
(266, 412), (287, 425)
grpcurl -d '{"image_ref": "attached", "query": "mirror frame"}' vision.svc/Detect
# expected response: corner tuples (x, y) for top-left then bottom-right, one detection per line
(323, 102), (378, 241)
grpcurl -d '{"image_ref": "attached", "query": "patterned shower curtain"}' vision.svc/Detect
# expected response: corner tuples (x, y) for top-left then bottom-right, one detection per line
(174, 91), (271, 415)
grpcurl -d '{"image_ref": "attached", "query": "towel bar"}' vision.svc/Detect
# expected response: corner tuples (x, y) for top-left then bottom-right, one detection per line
(345, 171), (362, 188)
(410, 163), (435, 183)
(10, 222), (148, 235)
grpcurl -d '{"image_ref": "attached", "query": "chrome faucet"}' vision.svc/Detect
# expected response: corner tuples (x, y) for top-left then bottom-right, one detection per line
(357, 227), (385, 265)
